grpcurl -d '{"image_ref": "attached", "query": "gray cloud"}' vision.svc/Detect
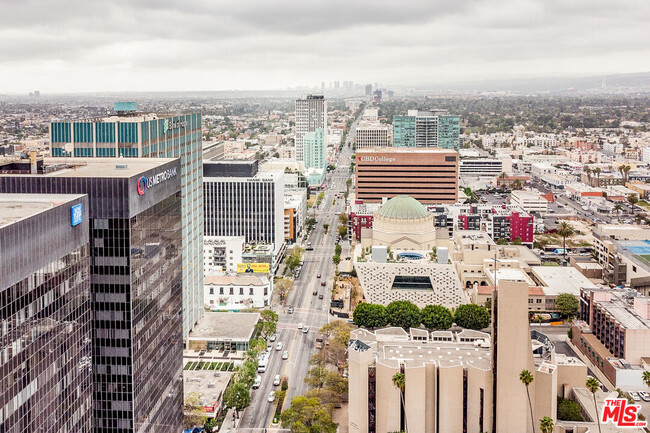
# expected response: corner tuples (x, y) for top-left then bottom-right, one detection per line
(0, 0), (648, 92)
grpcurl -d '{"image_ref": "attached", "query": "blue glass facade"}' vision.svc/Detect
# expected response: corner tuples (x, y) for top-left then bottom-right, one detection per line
(50, 113), (204, 338)
(393, 115), (416, 147)
(438, 115), (460, 150)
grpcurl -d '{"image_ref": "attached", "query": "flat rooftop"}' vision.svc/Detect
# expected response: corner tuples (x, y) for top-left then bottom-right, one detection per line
(356, 147), (457, 154)
(183, 369), (233, 409)
(455, 230), (495, 246)
(0, 193), (84, 228)
(204, 275), (268, 286)
(39, 157), (177, 178)
(188, 312), (260, 341)
(532, 266), (598, 296)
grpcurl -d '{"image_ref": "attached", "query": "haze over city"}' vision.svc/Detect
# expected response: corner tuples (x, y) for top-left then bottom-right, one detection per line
(1, 0), (650, 92)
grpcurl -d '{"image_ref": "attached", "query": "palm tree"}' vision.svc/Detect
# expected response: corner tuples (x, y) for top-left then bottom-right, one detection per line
(623, 165), (631, 183)
(519, 369), (536, 433)
(643, 370), (650, 389)
(556, 222), (575, 262)
(512, 179), (523, 190)
(583, 166), (592, 184)
(539, 416), (554, 433)
(613, 203), (623, 215)
(593, 167), (602, 187)
(586, 377), (602, 433)
(392, 372), (407, 432)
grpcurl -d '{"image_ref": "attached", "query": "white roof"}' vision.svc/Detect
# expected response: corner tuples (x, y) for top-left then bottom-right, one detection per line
(532, 266), (598, 296)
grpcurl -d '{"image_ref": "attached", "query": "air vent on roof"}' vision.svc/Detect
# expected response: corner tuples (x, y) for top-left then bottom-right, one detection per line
(115, 163), (128, 169)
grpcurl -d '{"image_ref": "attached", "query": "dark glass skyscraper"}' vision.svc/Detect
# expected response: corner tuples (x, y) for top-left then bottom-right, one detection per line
(0, 157), (183, 433)
(0, 193), (92, 433)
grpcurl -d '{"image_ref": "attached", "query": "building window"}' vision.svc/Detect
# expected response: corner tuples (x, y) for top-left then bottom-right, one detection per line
(209, 287), (214, 295)
(230, 287), (234, 295)
(220, 288), (224, 295)
(528, 299), (533, 303)
(536, 299), (542, 303)
(250, 288), (254, 295)
(240, 287), (244, 295)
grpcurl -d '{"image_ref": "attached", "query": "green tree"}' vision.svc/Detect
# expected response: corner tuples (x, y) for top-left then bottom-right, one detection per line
(256, 310), (279, 339)
(280, 396), (337, 433)
(184, 392), (207, 430)
(275, 278), (293, 303)
(286, 249), (303, 272)
(332, 254), (341, 265)
(338, 213), (349, 225)
(454, 304), (490, 330)
(386, 300), (421, 330)
(236, 359), (259, 389)
(337, 225), (348, 238)
(353, 303), (389, 328)
(346, 178), (352, 189)
(420, 305), (453, 330)
(556, 222), (575, 261)
(519, 370), (536, 433)
(323, 223), (329, 233)
(204, 417), (216, 433)
(223, 382), (252, 416)
(539, 416), (554, 433)
(512, 236), (523, 245)
(643, 370), (650, 388)
(557, 397), (582, 421)
(586, 377), (602, 433)
(392, 373), (408, 433)
(335, 244), (342, 256)
(555, 293), (579, 318)
(628, 193), (639, 206)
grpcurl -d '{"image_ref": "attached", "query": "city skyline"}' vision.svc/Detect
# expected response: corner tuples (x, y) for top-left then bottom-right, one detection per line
(1, 0), (649, 93)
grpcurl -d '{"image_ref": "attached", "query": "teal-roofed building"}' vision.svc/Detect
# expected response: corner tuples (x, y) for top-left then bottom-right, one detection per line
(50, 109), (204, 338)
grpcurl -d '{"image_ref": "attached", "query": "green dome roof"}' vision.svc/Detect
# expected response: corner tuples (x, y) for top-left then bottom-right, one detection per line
(376, 195), (429, 220)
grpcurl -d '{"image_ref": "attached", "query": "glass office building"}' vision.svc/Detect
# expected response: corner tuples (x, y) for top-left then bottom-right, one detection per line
(393, 111), (459, 150)
(0, 158), (184, 433)
(50, 107), (203, 338)
(0, 194), (93, 433)
(304, 128), (325, 170)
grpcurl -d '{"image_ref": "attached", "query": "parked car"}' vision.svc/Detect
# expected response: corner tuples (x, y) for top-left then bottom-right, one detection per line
(269, 333), (277, 342)
(252, 375), (262, 389)
(276, 342), (283, 351)
(273, 375), (281, 386)
(629, 391), (641, 401)
(266, 343), (273, 352)
(288, 306), (294, 314)
(313, 290), (318, 296)
(638, 391), (650, 402)
(282, 350), (289, 360)
(318, 294), (323, 299)
(267, 391), (276, 403)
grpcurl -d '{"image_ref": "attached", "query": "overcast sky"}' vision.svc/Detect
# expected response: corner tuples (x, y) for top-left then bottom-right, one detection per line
(1, 0), (649, 93)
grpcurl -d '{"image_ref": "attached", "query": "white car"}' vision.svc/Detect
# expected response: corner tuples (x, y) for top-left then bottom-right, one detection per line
(269, 334), (277, 342)
(267, 391), (276, 403)
(629, 391), (641, 401)
(273, 375), (281, 386)
(276, 342), (283, 351)
(638, 391), (650, 402)
(302, 326), (309, 334)
(252, 375), (262, 389)
(297, 323), (303, 329)
(282, 350), (289, 360)
(266, 344), (273, 352)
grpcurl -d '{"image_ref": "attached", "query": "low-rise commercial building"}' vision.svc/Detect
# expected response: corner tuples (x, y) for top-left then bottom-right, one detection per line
(187, 312), (260, 352)
(459, 158), (503, 177)
(203, 236), (245, 273)
(356, 122), (392, 149)
(510, 190), (549, 213)
(204, 274), (271, 310)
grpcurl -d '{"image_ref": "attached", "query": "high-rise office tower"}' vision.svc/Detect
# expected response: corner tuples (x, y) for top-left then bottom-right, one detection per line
(203, 160), (285, 259)
(0, 193), (93, 433)
(294, 95), (327, 163)
(0, 157), (184, 433)
(393, 110), (460, 150)
(303, 128), (325, 169)
(365, 84), (372, 96)
(49, 103), (203, 337)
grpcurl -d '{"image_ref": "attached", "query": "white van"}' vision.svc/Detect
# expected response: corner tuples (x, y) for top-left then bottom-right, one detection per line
(258, 353), (269, 373)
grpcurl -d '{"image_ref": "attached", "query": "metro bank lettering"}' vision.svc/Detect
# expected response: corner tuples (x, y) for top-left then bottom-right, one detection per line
(137, 167), (178, 195)
(358, 156), (396, 163)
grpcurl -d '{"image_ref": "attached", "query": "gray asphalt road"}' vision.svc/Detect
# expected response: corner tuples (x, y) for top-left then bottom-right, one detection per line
(239, 114), (359, 430)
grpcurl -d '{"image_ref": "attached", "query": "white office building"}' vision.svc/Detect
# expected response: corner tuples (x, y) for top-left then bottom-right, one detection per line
(510, 190), (549, 213)
(459, 159), (504, 177)
(203, 236), (245, 273)
(355, 122), (393, 149)
(295, 95), (327, 163)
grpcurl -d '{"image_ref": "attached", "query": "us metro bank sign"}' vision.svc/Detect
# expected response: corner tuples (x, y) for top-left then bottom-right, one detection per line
(137, 167), (178, 196)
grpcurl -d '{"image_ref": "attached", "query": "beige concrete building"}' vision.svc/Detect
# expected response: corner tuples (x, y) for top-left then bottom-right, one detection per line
(348, 280), (589, 433)
(510, 190), (549, 213)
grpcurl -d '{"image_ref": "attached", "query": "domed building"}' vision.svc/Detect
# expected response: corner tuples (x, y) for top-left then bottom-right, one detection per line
(366, 195), (444, 250)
